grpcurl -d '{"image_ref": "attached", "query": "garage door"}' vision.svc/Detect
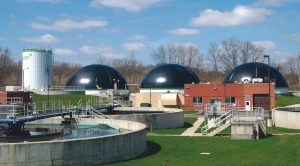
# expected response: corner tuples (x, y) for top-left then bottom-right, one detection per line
(253, 94), (270, 111)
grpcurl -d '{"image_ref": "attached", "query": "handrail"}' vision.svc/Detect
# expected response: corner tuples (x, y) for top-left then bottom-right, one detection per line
(201, 110), (233, 134)
(258, 120), (266, 135)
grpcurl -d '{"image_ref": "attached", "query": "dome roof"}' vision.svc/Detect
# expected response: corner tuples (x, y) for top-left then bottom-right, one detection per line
(140, 64), (200, 89)
(66, 64), (127, 90)
(223, 62), (288, 88)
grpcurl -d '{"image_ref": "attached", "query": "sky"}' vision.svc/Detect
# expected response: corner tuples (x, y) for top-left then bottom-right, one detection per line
(0, 0), (300, 65)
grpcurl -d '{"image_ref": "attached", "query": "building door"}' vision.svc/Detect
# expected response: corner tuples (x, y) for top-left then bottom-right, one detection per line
(209, 99), (222, 112)
(253, 94), (270, 111)
(245, 101), (251, 111)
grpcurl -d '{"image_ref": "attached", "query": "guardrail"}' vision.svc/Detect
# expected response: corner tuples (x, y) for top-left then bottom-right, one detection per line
(204, 103), (236, 115)
(48, 86), (85, 91)
(0, 97), (110, 124)
(232, 107), (264, 122)
(0, 97), (24, 105)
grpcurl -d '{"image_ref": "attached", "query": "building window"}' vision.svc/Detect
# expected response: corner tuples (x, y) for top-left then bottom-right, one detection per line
(193, 97), (202, 106)
(225, 97), (236, 105)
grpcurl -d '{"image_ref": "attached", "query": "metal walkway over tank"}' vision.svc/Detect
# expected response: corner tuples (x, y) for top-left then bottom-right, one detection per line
(0, 98), (115, 125)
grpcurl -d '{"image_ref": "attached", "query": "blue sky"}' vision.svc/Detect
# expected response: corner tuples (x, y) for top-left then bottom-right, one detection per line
(0, 0), (300, 65)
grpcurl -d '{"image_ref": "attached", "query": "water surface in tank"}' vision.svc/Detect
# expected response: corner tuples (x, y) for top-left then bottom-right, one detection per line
(0, 124), (123, 143)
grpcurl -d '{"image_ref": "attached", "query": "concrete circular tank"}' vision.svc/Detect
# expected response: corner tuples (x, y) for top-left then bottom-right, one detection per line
(108, 107), (184, 130)
(273, 106), (300, 129)
(66, 64), (127, 90)
(0, 118), (147, 165)
(223, 62), (288, 95)
(140, 64), (200, 90)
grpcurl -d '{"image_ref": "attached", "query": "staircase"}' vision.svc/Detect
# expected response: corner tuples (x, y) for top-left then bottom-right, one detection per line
(87, 107), (108, 119)
(201, 110), (233, 136)
(207, 121), (231, 136)
(257, 120), (267, 137)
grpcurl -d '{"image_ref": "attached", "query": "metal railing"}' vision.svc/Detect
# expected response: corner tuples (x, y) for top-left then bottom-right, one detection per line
(201, 109), (234, 134)
(204, 103), (236, 115)
(201, 103), (265, 135)
(232, 107), (264, 122)
(48, 86), (85, 91)
(0, 97), (24, 105)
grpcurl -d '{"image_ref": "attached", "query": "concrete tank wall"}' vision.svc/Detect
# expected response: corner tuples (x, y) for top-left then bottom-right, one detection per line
(0, 118), (147, 166)
(273, 107), (300, 129)
(110, 107), (184, 130)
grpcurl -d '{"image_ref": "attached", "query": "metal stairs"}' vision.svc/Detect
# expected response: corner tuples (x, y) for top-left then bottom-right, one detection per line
(207, 120), (231, 136)
(201, 110), (234, 136)
(87, 107), (108, 119)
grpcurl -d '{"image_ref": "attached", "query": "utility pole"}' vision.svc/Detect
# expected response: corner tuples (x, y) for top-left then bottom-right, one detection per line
(264, 55), (272, 126)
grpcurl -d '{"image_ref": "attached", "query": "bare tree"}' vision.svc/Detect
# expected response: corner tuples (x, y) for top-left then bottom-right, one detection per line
(52, 62), (81, 86)
(218, 37), (241, 72)
(152, 43), (203, 68)
(0, 48), (17, 86)
(240, 41), (264, 63)
(207, 43), (220, 72)
(285, 54), (300, 90)
(112, 56), (148, 84)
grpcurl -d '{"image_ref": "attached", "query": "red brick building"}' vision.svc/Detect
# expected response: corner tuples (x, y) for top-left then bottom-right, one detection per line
(0, 91), (32, 104)
(184, 83), (275, 111)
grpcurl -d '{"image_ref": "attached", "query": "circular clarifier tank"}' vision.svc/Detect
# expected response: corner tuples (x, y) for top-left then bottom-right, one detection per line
(66, 64), (127, 90)
(140, 64), (200, 91)
(223, 62), (288, 95)
(0, 118), (147, 165)
(273, 106), (300, 129)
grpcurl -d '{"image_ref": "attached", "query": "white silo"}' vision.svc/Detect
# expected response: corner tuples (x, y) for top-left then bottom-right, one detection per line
(22, 48), (53, 91)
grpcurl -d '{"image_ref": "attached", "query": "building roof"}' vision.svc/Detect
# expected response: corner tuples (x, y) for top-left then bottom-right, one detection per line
(66, 64), (127, 90)
(140, 63), (200, 89)
(223, 62), (288, 88)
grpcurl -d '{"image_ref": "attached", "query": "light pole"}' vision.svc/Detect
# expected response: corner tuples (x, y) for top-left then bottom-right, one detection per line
(149, 87), (152, 107)
(264, 55), (271, 119)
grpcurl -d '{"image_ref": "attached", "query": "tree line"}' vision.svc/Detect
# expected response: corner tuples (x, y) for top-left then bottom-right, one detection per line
(0, 37), (299, 90)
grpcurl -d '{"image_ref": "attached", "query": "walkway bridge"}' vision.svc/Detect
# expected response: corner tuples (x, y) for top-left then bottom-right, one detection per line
(0, 98), (114, 125)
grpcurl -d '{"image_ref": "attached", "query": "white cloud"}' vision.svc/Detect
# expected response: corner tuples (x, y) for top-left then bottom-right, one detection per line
(191, 5), (271, 27)
(254, 0), (300, 6)
(54, 48), (79, 56)
(288, 33), (300, 42)
(177, 42), (198, 48)
(80, 44), (124, 58)
(89, 0), (161, 12)
(252, 40), (277, 50)
(18, 0), (66, 3)
(127, 34), (147, 42)
(123, 42), (146, 52)
(167, 28), (199, 36)
(31, 19), (108, 31)
(19, 34), (60, 44)
(100, 27), (121, 33)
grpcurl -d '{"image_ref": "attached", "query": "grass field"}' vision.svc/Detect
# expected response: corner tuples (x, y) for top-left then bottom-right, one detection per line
(182, 110), (201, 114)
(276, 96), (300, 107)
(148, 117), (197, 135)
(107, 135), (300, 166)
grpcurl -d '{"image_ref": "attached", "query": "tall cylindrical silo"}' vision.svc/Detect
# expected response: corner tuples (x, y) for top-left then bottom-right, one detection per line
(22, 48), (53, 91)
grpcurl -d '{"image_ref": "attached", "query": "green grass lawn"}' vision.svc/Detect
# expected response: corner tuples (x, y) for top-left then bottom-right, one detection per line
(182, 110), (201, 114)
(107, 135), (300, 166)
(148, 117), (197, 135)
(267, 126), (300, 134)
(276, 96), (300, 107)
